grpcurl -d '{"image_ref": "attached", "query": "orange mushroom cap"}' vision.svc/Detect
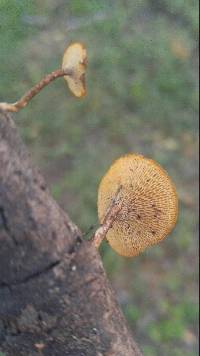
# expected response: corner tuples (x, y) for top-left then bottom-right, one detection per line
(62, 42), (87, 98)
(98, 154), (178, 257)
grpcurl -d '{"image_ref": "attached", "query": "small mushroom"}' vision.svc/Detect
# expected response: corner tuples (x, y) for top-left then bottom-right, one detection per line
(62, 42), (87, 98)
(0, 42), (87, 113)
(97, 154), (178, 257)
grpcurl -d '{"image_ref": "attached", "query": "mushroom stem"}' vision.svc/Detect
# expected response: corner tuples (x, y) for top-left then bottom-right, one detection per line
(91, 185), (123, 249)
(0, 68), (73, 113)
(91, 202), (122, 248)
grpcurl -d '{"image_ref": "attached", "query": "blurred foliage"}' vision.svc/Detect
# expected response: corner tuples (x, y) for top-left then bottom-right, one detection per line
(0, 0), (198, 355)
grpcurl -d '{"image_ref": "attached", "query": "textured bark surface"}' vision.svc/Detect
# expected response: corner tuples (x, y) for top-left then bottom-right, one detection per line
(0, 110), (142, 356)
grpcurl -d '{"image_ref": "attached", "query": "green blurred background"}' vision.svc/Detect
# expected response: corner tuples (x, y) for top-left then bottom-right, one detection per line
(0, 0), (199, 355)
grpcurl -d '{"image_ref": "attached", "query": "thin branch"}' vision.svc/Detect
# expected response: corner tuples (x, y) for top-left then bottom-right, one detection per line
(0, 68), (72, 113)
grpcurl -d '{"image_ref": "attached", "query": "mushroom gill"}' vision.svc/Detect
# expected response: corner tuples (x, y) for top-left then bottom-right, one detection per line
(97, 154), (178, 257)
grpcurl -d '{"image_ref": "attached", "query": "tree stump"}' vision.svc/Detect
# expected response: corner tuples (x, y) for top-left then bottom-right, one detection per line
(0, 110), (142, 355)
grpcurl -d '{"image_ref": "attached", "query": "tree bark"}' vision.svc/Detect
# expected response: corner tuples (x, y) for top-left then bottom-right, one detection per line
(0, 110), (142, 356)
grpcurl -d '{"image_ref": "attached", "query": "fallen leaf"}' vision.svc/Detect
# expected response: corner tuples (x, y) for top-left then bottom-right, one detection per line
(170, 38), (190, 60)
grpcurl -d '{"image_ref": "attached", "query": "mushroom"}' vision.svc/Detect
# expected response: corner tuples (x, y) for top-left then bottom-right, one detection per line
(92, 154), (178, 257)
(0, 42), (87, 113)
(62, 42), (87, 98)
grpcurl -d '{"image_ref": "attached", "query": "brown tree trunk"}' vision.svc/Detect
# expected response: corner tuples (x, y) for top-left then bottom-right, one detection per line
(0, 110), (142, 356)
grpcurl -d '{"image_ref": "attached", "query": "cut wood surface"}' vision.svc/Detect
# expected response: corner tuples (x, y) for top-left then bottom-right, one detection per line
(0, 110), (142, 355)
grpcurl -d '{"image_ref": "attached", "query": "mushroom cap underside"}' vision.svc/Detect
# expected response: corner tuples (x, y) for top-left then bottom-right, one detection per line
(98, 154), (178, 257)
(62, 42), (87, 98)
